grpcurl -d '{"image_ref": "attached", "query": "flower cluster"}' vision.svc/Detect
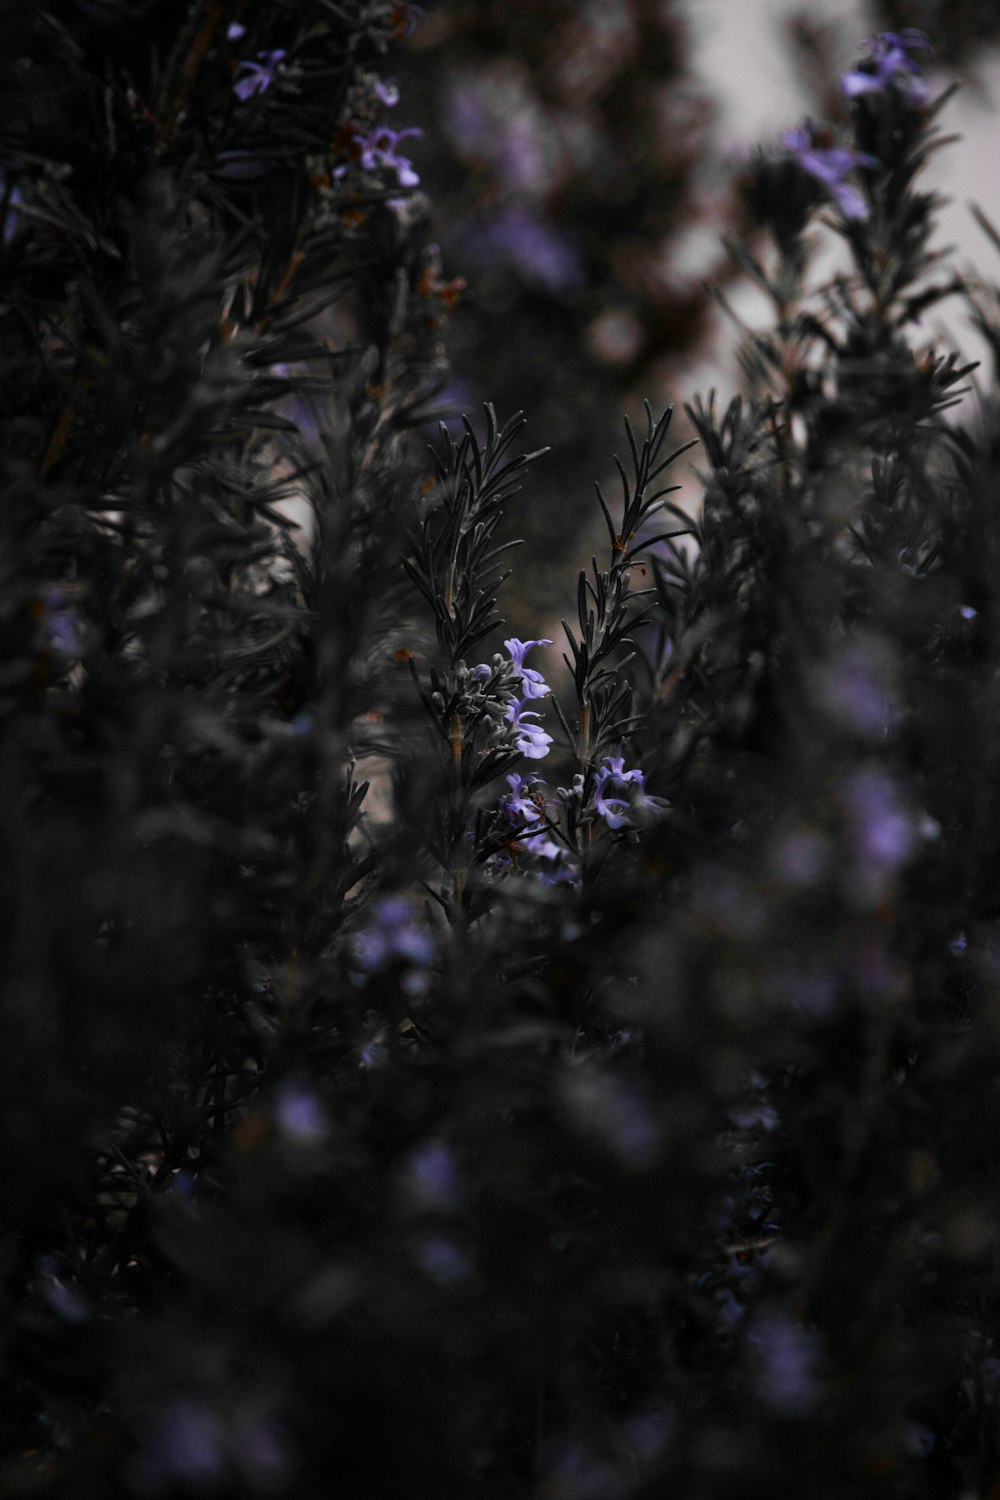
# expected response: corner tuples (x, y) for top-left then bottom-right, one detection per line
(592, 753), (669, 832)
(781, 31), (931, 222)
(470, 636), (554, 761)
(842, 30), (932, 107)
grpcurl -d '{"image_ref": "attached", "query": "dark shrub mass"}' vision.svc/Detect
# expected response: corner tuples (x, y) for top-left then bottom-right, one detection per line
(2, 9), (1000, 1498)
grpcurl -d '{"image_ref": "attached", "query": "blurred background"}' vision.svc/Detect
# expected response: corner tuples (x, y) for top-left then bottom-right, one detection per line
(389, 0), (1000, 635)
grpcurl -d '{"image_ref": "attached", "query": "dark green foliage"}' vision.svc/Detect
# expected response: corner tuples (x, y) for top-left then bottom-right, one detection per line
(3, 11), (1000, 1500)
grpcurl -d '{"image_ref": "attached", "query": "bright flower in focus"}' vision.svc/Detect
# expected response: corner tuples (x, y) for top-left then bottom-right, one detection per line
(504, 637), (552, 699)
(505, 699), (553, 760)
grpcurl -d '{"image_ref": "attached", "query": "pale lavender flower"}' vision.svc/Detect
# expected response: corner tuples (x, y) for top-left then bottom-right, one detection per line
(356, 896), (434, 970)
(563, 1070), (661, 1168)
(593, 754), (667, 830)
(505, 700), (553, 760)
(782, 125), (877, 221)
(233, 50), (286, 101)
(842, 31), (931, 106)
(818, 642), (897, 739)
(226, 21), (246, 41)
(500, 771), (546, 828)
(504, 636), (552, 698)
(353, 125), (422, 188)
(593, 778), (631, 831)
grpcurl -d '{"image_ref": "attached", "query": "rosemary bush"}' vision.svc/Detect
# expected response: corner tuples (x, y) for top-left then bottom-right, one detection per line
(3, 10), (1000, 1499)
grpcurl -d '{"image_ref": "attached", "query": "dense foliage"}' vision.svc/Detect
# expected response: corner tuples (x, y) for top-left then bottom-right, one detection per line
(3, 6), (1000, 1498)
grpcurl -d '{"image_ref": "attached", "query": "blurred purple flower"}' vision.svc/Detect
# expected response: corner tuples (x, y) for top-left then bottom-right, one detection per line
(38, 1257), (88, 1324)
(408, 1141), (460, 1211)
(373, 79), (400, 108)
(459, 207), (584, 293)
(356, 896), (434, 970)
(843, 766), (915, 899)
(41, 588), (80, 656)
(749, 1309), (821, 1416)
(842, 31), (931, 106)
(274, 1083), (328, 1145)
(226, 21), (245, 41)
(135, 1399), (226, 1493)
(0, 169), (23, 245)
(563, 1070), (660, 1168)
(233, 50), (286, 101)
(415, 1234), (468, 1284)
(728, 1101), (780, 1132)
(818, 642), (897, 738)
(782, 125), (877, 221)
(354, 125), (422, 188)
(545, 1442), (625, 1500)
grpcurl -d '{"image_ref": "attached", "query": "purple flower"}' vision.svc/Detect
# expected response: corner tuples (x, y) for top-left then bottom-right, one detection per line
(563, 1070), (661, 1168)
(373, 79), (400, 108)
(842, 31), (931, 106)
(593, 754), (668, 830)
(408, 1142), (460, 1211)
(233, 50), (286, 101)
(818, 641), (897, 738)
(782, 125), (877, 221)
(353, 125), (422, 188)
(504, 636), (552, 699)
(593, 780), (631, 831)
(749, 1309), (821, 1416)
(500, 771), (546, 828)
(134, 1399), (226, 1493)
(356, 896), (434, 970)
(226, 21), (246, 41)
(0, 169), (24, 246)
(274, 1083), (328, 1145)
(505, 700), (553, 760)
(41, 588), (80, 657)
(37, 1258), (88, 1324)
(459, 208), (583, 293)
(842, 766), (915, 900)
